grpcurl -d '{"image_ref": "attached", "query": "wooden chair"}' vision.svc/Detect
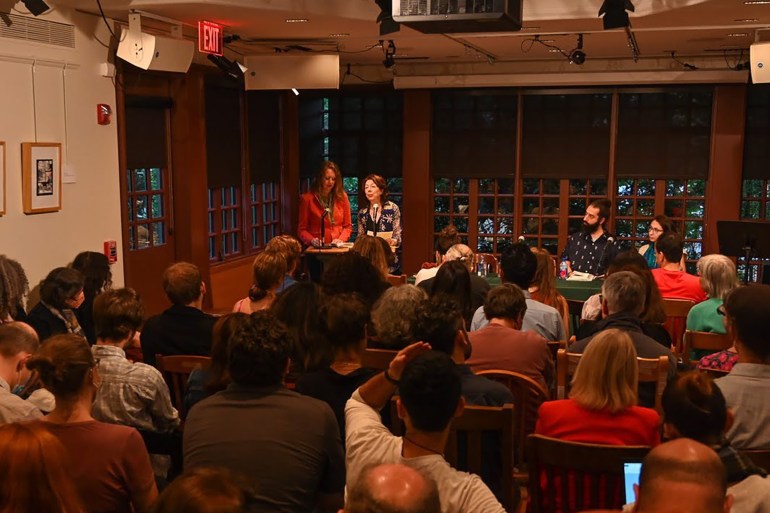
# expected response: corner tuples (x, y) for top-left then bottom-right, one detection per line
(740, 450), (770, 472)
(362, 348), (398, 370)
(546, 340), (565, 366)
(155, 355), (212, 418)
(477, 370), (550, 463)
(682, 330), (732, 366)
(661, 299), (696, 356)
(391, 400), (517, 513)
(566, 299), (585, 339)
(386, 274), (407, 286)
(475, 253), (499, 275)
(527, 434), (650, 513)
(556, 349), (669, 414)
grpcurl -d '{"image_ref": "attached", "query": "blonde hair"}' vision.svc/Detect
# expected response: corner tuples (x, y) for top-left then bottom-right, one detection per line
(697, 254), (739, 301)
(265, 235), (302, 273)
(570, 329), (638, 413)
(352, 235), (389, 279)
(444, 244), (474, 272)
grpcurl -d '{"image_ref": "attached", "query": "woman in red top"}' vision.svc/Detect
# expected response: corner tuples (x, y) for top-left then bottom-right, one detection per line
(298, 161), (352, 247)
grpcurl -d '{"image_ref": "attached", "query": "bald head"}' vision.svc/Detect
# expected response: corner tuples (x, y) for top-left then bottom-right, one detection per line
(345, 463), (440, 513)
(634, 439), (731, 513)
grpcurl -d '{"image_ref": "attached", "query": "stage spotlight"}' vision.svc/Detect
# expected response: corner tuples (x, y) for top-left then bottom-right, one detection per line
(598, 0), (635, 30)
(569, 34), (586, 65)
(22, 0), (50, 16)
(207, 54), (245, 80)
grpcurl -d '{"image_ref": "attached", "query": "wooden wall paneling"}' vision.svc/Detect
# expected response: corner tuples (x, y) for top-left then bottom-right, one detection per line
(704, 85), (747, 256)
(209, 258), (252, 313)
(282, 92), (300, 236)
(402, 90), (432, 275)
(513, 94), (523, 248)
(607, 93), (619, 234)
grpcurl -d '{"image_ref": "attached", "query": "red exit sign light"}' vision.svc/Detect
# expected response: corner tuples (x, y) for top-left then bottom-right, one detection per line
(198, 20), (223, 56)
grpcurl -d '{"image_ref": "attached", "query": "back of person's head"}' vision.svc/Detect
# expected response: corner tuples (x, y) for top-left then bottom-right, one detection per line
(227, 311), (290, 387)
(443, 244), (474, 270)
(635, 439), (729, 513)
(0, 322), (39, 358)
(71, 251), (112, 296)
(484, 283), (527, 321)
(321, 252), (388, 307)
(249, 251), (287, 301)
(436, 225), (461, 257)
(655, 232), (684, 264)
(163, 262), (202, 306)
(92, 288), (144, 342)
(0, 255), (29, 319)
(589, 198), (611, 226)
(606, 251), (665, 323)
(723, 284), (770, 362)
(345, 463), (441, 513)
(151, 467), (256, 513)
(27, 334), (95, 400)
(352, 235), (389, 279)
(571, 329), (638, 413)
(376, 236), (396, 270)
(499, 243), (537, 288)
(40, 267), (85, 310)
(371, 285), (427, 349)
(399, 351), (462, 433)
(530, 247), (563, 309)
(414, 295), (463, 355)
(322, 293), (369, 352)
(272, 282), (330, 372)
(264, 235), (302, 273)
(602, 271), (646, 316)
(206, 312), (251, 393)
(430, 260), (472, 322)
(697, 254), (738, 301)
(662, 371), (726, 445)
(608, 249), (649, 275)
(0, 422), (84, 513)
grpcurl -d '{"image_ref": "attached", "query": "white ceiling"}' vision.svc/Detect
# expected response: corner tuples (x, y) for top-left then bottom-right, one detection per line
(56, 0), (770, 78)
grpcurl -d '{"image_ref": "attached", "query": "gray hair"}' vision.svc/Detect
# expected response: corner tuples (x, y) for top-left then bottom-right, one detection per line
(444, 244), (474, 271)
(602, 271), (646, 316)
(697, 254), (738, 300)
(371, 285), (428, 348)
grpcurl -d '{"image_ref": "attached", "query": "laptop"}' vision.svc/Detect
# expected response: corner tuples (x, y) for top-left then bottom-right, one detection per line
(623, 462), (643, 504)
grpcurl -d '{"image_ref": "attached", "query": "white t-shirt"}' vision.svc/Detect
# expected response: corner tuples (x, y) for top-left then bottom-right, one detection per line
(414, 266), (439, 286)
(345, 389), (505, 513)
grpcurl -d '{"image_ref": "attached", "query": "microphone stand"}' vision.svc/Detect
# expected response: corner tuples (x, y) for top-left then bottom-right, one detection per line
(319, 210), (328, 248)
(594, 234), (614, 277)
(372, 205), (379, 237)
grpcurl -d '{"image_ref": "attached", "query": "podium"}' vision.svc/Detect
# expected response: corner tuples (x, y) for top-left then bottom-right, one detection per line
(717, 220), (770, 284)
(303, 245), (351, 282)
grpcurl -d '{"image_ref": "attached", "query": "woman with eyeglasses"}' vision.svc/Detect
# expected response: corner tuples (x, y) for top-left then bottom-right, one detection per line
(637, 215), (686, 271)
(26, 267), (86, 342)
(298, 161), (352, 248)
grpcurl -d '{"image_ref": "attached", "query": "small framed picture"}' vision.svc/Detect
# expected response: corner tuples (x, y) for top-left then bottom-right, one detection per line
(22, 142), (61, 214)
(0, 141), (5, 216)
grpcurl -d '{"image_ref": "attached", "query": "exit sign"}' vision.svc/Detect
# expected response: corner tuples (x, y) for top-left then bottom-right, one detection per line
(198, 20), (223, 56)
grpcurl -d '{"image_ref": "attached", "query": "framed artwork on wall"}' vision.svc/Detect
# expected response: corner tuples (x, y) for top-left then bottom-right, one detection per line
(22, 142), (61, 214)
(0, 141), (5, 216)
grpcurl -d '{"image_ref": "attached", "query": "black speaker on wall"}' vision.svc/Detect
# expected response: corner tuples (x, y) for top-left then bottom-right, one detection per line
(23, 0), (50, 16)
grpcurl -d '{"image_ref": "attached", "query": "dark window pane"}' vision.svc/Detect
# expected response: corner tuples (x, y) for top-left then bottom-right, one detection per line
(136, 196), (148, 220)
(478, 237), (494, 253)
(455, 217), (468, 233)
(152, 222), (165, 245)
(543, 179), (560, 195)
(685, 221), (703, 240)
(665, 199), (684, 218)
(687, 179), (705, 197)
(636, 199), (655, 217)
(617, 179), (634, 196)
(434, 216), (450, 232)
(741, 200), (761, 219)
(570, 180), (587, 195)
(637, 179), (655, 196)
(478, 179), (495, 194)
(523, 179), (540, 195)
(151, 195), (163, 219)
(589, 179), (607, 196)
(666, 180), (685, 197)
(616, 219), (633, 238)
(542, 198), (560, 214)
(135, 169), (148, 191)
(496, 217), (513, 235)
(479, 197), (495, 214)
(542, 219), (559, 235)
(523, 198), (539, 215)
(685, 200), (704, 219)
(434, 197), (450, 213)
(569, 199), (585, 216)
(498, 197), (514, 215)
(150, 168), (162, 190)
(617, 198), (633, 217)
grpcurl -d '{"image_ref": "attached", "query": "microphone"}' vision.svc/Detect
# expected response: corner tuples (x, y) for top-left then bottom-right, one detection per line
(594, 236), (615, 276)
(319, 208), (331, 247)
(372, 203), (379, 237)
(517, 235), (526, 244)
(322, 208), (331, 219)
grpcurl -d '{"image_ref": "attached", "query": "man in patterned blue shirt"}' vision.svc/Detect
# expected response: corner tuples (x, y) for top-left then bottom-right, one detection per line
(561, 198), (618, 276)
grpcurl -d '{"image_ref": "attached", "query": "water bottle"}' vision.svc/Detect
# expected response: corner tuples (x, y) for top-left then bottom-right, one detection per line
(559, 257), (569, 280)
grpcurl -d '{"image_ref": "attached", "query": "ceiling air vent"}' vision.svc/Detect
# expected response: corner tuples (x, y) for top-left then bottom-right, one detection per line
(0, 12), (75, 48)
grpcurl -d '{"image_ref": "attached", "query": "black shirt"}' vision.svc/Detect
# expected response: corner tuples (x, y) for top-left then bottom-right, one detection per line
(562, 230), (618, 275)
(140, 305), (217, 366)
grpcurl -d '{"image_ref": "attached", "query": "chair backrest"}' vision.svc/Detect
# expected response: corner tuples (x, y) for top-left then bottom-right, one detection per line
(477, 369), (549, 463)
(361, 348), (398, 370)
(155, 355), (212, 418)
(556, 349), (669, 414)
(547, 340), (565, 366)
(527, 434), (650, 513)
(386, 274), (407, 286)
(390, 399), (516, 512)
(475, 253), (499, 274)
(682, 330), (732, 366)
(662, 299), (696, 355)
(740, 450), (770, 472)
(566, 299), (584, 338)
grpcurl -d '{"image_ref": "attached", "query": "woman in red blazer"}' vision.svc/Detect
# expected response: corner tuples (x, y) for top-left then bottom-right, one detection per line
(298, 161), (352, 246)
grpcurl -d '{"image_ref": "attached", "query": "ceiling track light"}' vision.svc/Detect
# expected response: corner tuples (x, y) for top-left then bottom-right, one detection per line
(382, 39), (396, 69)
(569, 34), (587, 65)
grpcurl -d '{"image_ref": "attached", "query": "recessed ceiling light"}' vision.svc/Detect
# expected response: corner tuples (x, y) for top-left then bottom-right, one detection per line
(745, 1), (770, 4)
(285, 18), (308, 23)
(728, 32), (750, 36)
(735, 18), (760, 22)
(330, 33), (350, 37)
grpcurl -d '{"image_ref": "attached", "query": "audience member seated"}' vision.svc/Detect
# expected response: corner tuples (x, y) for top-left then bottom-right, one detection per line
(233, 251), (287, 313)
(687, 254), (738, 334)
(662, 371), (770, 513)
(570, 272), (675, 408)
(414, 225), (461, 285)
(184, 311), (345, 513)
(185, 312), (250, 412)
(715, 285), (770, 449)
(28, 334), (158, 513)
(0, 255), (30, 323)
(264, 234), (303, 294)
(418, 245), (491, 322)
(322, 252), (390, 308)
(343, 463), (441, 513)
(72, 251), (113, 345)
(699, 348), (739, 374)
(370, 285), (427, 349)
(0, 322), (42, 423)
(422, 260), (477, 329)
(529, 247), (569, 328)
(579, 251), (670, 348)
(353, 235), (391, 280)
(27, 267), (86, 341)
(0, 422), (85, 513)
(632, 439), (732, 513)
(471, 243), (566, 342)
(296, 293), (378, 444)
(345, 346), (506, 513)
(467, 283), (553, 391)
(651, 232), (707, 303)
(91, 288), (179, 433)
(537, 329), (660, 446)
(272, 282), (331, 372)
(141, 262), (217, 367)
(150, 467), (257, 513)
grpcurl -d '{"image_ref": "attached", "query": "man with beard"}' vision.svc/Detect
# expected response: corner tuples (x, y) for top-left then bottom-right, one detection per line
(561, 199), (618, 276)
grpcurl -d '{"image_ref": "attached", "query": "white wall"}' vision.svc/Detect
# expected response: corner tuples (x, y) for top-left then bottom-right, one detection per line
(0, 7), (124, 292)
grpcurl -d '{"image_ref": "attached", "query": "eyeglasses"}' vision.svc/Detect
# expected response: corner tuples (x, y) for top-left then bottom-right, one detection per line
(648, 227), (664, 234)
(716, 305), (727, 317)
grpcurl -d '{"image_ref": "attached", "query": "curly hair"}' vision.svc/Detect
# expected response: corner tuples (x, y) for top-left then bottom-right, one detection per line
(371, 285), (427, 349)
(0, 256), (29, 319)
(227, 310), (291, 387)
